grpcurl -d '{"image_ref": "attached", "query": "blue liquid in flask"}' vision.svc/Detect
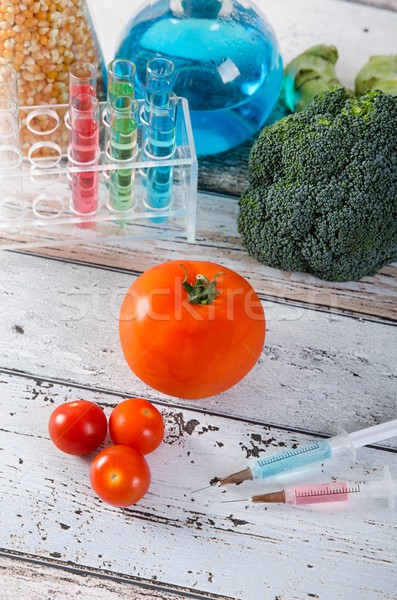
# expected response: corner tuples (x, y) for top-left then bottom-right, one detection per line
(116, 0), (283, 155)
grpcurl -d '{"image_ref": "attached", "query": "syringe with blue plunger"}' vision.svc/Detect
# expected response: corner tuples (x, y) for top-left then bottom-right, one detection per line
(217, 419), (397, 486)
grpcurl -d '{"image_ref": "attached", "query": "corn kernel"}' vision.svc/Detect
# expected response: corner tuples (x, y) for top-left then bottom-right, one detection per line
(0, 0), (103, 150)
(25, 17), (37, 27)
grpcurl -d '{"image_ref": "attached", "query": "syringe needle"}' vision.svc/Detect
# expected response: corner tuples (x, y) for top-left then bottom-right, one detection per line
(191, 485), (214, 494)
(191, 477), (221, 494)
(220, 498), (250, 503)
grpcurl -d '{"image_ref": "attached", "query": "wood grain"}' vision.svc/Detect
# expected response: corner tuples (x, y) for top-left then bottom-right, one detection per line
(6, 191), (397, 322)
(0, 554), (232, 600)
(1, 2), (396, 599)
(1, 372), (396, 600)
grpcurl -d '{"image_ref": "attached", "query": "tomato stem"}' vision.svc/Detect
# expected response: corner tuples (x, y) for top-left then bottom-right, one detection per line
(179, 264), (224, 305)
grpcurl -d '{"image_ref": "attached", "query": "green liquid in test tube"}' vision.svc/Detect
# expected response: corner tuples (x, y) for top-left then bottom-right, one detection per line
(107, 59), (136, 119)
(109, 96), (138, 213)
(108, 81), (134, 107)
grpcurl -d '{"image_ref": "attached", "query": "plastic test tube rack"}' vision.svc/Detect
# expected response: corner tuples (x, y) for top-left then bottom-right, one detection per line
(0, 98), (197, 250)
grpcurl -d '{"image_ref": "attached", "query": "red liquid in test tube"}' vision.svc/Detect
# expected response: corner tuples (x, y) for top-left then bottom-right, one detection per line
(70, 94), (99, 215)
(68, 61), (97, 152)
(69, 84), (96, 105)
(72, 117), (99, 214)
(69, 61), (97, 105)
(72, 115), (99, 164)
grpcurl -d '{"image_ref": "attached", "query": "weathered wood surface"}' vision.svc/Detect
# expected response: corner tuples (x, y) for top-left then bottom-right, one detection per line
(5, 192), (397, 322)
(0, 554), (223, 600)
(1, 251), (396, 436)
(1, 1), (396, 598)
(1, 372), (396, 600)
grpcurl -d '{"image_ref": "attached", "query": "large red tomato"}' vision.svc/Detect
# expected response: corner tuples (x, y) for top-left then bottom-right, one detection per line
(90, 445), (151, 507)
(48, 400), (107, 455)
(119, 260), (265, 399)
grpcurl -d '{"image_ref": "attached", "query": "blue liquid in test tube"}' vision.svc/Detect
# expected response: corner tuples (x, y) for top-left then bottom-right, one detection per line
(143, 57), (174, 125)
(145, 93), (177, 221)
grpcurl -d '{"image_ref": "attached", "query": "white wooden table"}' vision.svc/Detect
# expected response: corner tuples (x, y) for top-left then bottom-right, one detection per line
(1, 1), (397, 599)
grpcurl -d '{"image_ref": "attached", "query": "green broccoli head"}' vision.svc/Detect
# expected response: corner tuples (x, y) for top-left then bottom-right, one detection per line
(238, 86), (397, 281)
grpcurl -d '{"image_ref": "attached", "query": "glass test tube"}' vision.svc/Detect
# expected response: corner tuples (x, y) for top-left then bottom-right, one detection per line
(69, 61), (97, 106)
(143, 57), (175, 124)
(104, 59), (136, 163)
(145, 93), (177, 218)
(107, 59), (136, 113)
(0, 98), (21, 168)
(0, 98), (23, 221)
(70, 93), (100, 215)
(67, 61), (97, 164)
(0, 65), (18, 103)
(108, 95), (138, 213)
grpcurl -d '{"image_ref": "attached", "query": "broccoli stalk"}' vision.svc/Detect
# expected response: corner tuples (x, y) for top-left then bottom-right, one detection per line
(355, 55), (397, 96)
(282, 44), (342, 112)
(238, 86), (397, 282)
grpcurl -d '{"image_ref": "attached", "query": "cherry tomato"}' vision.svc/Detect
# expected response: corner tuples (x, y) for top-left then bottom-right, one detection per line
(48, 400), (107, 455)
(90, 445), (151, 507)
(109, 398), (164, 455)
(119, 260), (266, 399)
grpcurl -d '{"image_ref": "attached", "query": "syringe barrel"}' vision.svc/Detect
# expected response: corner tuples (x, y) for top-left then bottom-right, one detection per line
(285, 482), (351, 505)
(251, 440), (332, 480)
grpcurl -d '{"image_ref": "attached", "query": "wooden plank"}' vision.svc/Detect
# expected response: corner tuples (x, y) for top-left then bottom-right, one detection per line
(1, 3), (395, 600)
(1, 372), (396, 600)
(0, 252), (396, 435)
(7, 192), (397, 322)
(0, 554), (231, 600)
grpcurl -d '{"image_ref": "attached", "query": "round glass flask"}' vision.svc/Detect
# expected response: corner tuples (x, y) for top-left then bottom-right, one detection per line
(116, 0), (283, 155)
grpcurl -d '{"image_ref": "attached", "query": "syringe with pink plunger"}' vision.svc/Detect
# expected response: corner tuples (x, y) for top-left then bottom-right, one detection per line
(223, 466), (397, 509)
